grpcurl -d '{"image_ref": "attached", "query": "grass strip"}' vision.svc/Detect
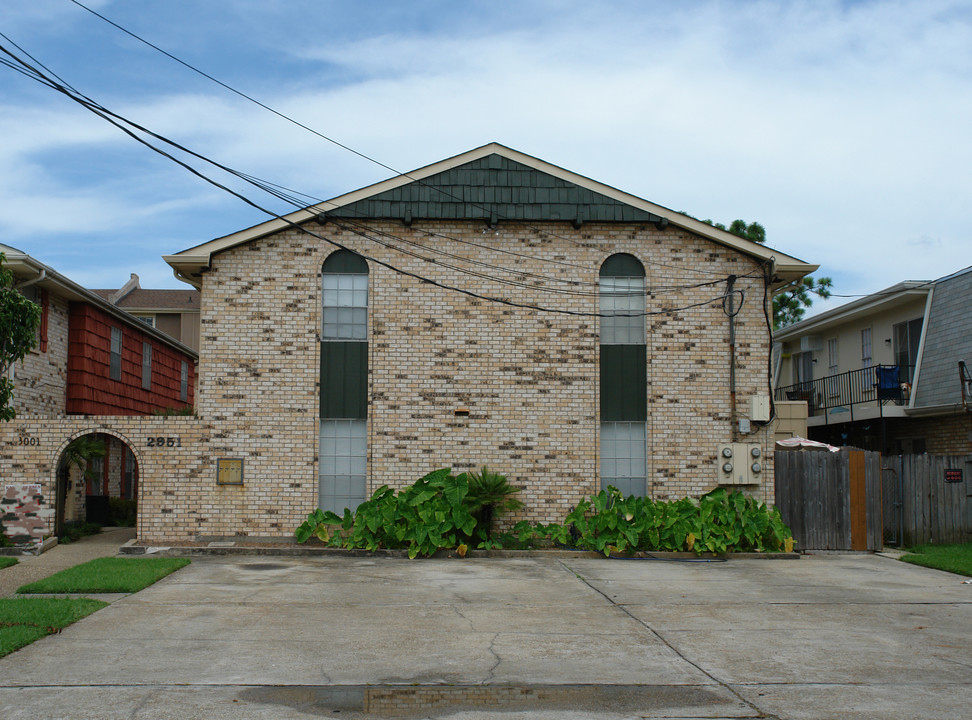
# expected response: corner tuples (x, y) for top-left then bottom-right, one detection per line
(0, 557), (17, 570)
(0, 597), (107, 657)
(17, 557), (190, 594)
(901, 543), (972, 577)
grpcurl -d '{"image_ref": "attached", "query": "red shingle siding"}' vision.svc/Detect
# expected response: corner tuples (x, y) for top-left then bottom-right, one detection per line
(66, 304), (195, 415)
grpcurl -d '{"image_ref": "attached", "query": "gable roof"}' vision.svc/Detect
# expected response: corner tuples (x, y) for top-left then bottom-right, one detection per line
(91, 286), (200, 311)
(164, 143), (816, 290)
(0, 243), (198, 359)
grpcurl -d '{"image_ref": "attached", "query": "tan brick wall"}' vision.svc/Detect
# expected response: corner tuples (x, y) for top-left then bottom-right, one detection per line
(192, 219), (776, 535)
(1, 416), (214, 543)
(1, 219), (779, 544)
(10, 293), (69, 416)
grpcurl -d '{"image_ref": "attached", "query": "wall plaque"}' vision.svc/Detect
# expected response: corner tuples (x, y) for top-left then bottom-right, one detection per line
(944, 468), (963, 484)
(217, 458), (244, 485)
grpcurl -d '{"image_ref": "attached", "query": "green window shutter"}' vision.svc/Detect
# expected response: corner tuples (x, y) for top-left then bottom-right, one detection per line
(320, 342), (368, 419)
(600, 344), (647, 421)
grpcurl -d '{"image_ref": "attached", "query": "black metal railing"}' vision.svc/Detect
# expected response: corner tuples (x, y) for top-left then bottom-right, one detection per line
(775, 365), (913, 419)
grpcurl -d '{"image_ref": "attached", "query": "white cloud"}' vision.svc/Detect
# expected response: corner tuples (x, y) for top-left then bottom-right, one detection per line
(0, 0), (970, 298)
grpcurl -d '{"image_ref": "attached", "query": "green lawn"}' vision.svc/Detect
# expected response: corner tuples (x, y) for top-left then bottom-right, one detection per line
(0, 557), (17, 570)
(17, 557), (190, 594)
(901, 543), (972, 577)
(0, 597), (107, 657)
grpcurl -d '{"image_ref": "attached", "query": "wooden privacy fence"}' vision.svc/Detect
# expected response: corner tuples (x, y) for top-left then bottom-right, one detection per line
(774, 449), (883, 551)
(882, 454), (972, 547)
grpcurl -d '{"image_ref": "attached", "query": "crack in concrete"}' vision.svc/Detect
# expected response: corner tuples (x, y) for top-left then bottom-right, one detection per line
(128, 687), (154, 719)
(451, 604), (475, 631)
(557, 559), (782, 720)
(483, 632), (501, 683)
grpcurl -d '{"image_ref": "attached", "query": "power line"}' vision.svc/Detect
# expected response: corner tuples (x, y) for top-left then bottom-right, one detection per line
(1, 27), (750, 300)
(0, 38), (748, 319)
(66, 0), (748, 281)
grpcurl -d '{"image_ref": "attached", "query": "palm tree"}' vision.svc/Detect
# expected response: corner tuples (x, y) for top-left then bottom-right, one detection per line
(464, 467), (523, 539)
(60, 435), (106, 487)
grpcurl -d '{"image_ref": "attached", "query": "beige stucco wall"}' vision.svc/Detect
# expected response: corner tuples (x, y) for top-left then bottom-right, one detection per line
(778, 297), (927, 387)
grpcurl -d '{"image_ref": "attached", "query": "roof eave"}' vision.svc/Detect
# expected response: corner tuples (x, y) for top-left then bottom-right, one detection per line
(163, 143), (818, 285)
(2, 245), (199, 359)
(775, 282), (931, 340)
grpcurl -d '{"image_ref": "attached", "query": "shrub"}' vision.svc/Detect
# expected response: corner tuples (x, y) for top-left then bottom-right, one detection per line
(108, 498), (137, 527)
(296, 469), (480, 559)
(464, 466), (523, 539)
(58, 521), (102, 543)
(543, 486), (793, 556)
(295, 472), (792, 558)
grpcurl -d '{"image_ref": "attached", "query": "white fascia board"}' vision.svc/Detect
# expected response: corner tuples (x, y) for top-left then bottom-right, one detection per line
(774, 282), (931, 341)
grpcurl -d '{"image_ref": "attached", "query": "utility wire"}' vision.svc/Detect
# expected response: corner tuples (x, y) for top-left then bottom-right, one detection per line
(0, 31), (736, 297)
(0, 39), (745, 319)
(1, 27), (752, 300)
(66, 0), (748, 281)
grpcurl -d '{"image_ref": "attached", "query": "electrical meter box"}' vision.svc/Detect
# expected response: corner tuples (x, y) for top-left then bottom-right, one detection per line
(717, 443), (764, 485)
(749, 395), (771, 422)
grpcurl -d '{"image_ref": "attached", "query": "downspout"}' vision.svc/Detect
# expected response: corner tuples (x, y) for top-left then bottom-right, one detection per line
(13, 268), (46, 290)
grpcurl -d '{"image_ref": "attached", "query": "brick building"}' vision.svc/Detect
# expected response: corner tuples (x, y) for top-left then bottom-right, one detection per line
(0, 243), (197, 542)
(2, 144), (816, 544)
(92, 273), (201, 351)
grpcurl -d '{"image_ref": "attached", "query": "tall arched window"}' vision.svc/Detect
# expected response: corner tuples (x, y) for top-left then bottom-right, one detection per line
(320, 250), (369, 513)
(599, 254), (647, 497)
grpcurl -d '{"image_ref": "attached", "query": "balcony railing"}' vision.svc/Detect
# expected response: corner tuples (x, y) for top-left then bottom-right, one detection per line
(775, 365), (913, 420)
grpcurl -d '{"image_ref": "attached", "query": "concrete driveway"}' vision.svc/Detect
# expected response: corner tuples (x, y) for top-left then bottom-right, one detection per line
(0, 553), (969, 719)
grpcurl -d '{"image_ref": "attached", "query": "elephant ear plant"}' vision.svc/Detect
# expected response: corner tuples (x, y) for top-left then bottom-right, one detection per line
(295, 469), (481, 559)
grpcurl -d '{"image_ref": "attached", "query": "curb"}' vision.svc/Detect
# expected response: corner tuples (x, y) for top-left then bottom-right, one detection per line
(118, 540), (800, 561)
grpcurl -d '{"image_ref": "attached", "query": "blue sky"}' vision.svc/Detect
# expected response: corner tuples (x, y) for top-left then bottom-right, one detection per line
(1, 0), (969, 315)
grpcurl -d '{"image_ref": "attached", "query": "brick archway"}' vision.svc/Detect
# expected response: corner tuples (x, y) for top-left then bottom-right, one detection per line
(50, 427), (142, 533)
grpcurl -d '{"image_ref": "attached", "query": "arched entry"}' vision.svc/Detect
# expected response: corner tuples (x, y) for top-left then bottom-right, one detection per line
(52, 430), (140, 536)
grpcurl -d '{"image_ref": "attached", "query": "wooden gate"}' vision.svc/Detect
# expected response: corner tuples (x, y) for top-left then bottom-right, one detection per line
(774, 448), (883, 551)
(882, 454), (972, 546)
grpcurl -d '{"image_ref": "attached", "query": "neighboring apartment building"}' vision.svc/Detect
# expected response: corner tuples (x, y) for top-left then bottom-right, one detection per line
(0, 243), (197, 540)
(774, 266), (972, 454)
(92, 274), (201, 351)
(2, 144), (816, 545)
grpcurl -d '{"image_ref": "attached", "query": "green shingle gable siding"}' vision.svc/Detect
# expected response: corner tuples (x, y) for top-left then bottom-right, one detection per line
(320, 155), (664, 225)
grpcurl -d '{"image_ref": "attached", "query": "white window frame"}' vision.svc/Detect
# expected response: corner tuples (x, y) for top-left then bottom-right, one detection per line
(600, 421), (647, 497)
(827, 338), (839, 397)
(179, 361), (188, 403)
(110, 327), (123, 381)
(319, 419), (368, 513)
(860, 327), (873, 392)
(141, 342), (152, 390)
(322, 273), (369, 341)
(599, 276), (646, 345)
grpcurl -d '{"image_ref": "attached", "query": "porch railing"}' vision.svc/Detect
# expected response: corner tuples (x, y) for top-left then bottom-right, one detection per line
(775, 364), (912, 419)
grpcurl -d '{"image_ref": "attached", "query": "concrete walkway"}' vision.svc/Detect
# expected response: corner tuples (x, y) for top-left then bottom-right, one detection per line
(0, 526), (135, 597)
(0, 551), (969, 719)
